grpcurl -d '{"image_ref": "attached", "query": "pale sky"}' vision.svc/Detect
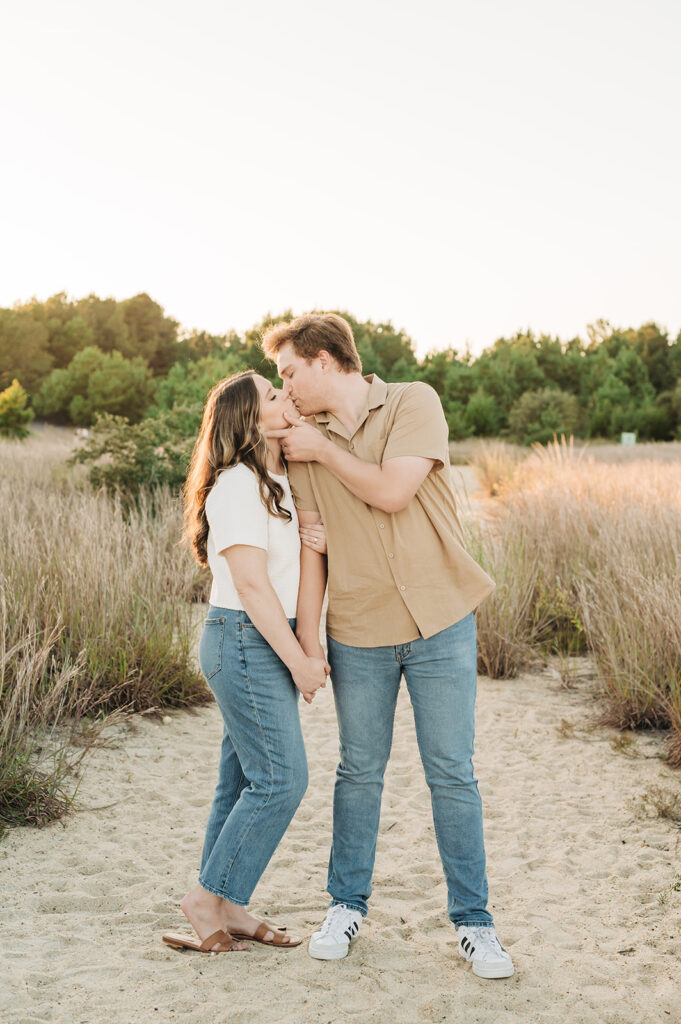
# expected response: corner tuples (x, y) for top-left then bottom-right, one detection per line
(1, 0), (679, 357)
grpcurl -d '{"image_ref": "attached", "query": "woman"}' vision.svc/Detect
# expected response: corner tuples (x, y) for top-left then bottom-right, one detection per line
(162, 370), (328, 955)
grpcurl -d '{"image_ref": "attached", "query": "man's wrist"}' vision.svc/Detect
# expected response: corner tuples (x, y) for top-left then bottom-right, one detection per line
(314, 435), (334, 465)
(297, 629), (322, 652)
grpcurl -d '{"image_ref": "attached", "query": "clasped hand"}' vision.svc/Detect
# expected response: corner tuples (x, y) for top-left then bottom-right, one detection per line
(293, 656), (330, 704)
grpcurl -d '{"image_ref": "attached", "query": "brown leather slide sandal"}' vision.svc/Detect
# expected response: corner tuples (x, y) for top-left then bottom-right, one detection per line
(230, 922), (302, 948)
(162, 929), (242, 953)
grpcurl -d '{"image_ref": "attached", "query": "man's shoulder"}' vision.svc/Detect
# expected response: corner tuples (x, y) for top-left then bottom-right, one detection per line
(384, 380), (442, 411)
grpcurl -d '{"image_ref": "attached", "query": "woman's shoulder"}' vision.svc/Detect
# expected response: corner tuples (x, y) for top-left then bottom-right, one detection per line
(207, 463), (259, 505)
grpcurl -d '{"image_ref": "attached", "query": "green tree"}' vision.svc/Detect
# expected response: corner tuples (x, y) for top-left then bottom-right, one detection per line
(635, 394), (676, 441)
(464, 389), (499, 436)
(121, 293), (179, 374)
(348, 316), (418, 376)
(673, 381), (681, 437)
(508, 388), (581, 445)
(176, 329), (240, 362)
(626, 322), (673, 393)
(34, 347), (155, 425)
(587, 373), (632, 437)
(0, 309), (53, 391)
(0, 379), (34, 438)
(152, 353), (248, 413)
(74, 295), (130, 355)
(473, 333), (545, 430)
(18, 293), (94, 368)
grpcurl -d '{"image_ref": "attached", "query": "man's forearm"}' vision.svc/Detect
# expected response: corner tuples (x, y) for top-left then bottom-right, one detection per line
(296, 546), (328, 651)
(316, 438), (393, 511)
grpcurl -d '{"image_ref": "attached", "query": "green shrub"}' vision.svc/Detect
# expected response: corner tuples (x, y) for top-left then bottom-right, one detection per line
(0, 379), (34, 438)
(71, 407), (200, 502)
(508, 388), (581, 445)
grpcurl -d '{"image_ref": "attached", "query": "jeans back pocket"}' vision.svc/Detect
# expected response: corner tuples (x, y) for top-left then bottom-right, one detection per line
(199, 616), (226, 681)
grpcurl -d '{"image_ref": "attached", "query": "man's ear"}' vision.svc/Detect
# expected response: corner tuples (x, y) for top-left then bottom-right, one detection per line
(318, 349), (334, 374)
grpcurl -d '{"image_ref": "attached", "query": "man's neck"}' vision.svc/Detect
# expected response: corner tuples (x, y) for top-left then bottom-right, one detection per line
(325, 373), (371, 436)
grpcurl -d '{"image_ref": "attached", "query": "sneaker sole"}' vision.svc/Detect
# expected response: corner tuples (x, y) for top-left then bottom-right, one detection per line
(471, 960), (515, 979)
(308, 939), (350, 960)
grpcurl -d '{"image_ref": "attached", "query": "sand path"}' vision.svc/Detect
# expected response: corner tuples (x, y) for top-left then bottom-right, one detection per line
(2, 651), (679, 1024)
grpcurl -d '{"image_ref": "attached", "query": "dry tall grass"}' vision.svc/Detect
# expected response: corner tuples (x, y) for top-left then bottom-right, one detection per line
(468, 438), (681, 765)
(466, 440), (523, 498)
(1, 429), (210, 831)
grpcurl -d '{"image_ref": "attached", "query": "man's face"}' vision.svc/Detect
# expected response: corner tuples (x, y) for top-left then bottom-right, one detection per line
(276, 342), (328, 417)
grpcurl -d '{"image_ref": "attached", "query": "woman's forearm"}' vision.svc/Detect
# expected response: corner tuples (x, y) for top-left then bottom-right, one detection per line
(235, 577), (307, 674)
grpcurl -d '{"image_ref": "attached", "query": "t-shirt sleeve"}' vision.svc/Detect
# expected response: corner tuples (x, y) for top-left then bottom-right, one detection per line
(206, 466), (269, 553)
(381, 382), (449, 468)
(287, 462), (320, 513)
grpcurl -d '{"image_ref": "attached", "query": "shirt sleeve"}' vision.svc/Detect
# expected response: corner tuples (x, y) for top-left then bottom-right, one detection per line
(381, 382), (449, 468)
(287, 462), (320, 513)
(205, 465), (269, 553)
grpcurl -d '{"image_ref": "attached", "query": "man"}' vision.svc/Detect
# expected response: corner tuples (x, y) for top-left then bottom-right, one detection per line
(263, 313), (514, 980)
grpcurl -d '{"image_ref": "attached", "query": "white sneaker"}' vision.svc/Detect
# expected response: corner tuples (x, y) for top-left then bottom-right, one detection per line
(308, 904), (362, 960)
(457, 925), (514, 979)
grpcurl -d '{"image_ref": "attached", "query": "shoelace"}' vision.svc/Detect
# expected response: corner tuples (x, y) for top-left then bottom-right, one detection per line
(319, 904), (355, 939)
(463, 927), (504, 961)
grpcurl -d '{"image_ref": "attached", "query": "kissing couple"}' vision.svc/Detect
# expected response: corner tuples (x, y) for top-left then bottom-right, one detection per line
(162, 313), (514, 980)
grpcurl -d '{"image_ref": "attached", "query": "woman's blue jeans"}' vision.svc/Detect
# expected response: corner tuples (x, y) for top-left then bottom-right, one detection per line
(197, 606), (308, 905)
(326, 612), (493, 928)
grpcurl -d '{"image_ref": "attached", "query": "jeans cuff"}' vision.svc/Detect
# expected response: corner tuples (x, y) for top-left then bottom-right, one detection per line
(199, 878), (249, 906)
(329, 899), (366, 918)
(454, 920), (494, 929)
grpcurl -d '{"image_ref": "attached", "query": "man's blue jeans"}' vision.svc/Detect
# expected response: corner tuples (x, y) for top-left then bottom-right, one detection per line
(326, 611), (493, 928)
(197, 607), (308, 905)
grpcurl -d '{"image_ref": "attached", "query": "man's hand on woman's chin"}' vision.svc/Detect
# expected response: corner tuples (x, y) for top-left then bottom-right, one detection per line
(267, 412), (328, 462)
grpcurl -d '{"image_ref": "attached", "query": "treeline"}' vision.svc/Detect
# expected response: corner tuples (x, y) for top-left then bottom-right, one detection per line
(1, 291), (681, 444)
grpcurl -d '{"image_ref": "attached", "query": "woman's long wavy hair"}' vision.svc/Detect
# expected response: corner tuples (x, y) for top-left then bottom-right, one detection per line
(183, 370), (291, 566)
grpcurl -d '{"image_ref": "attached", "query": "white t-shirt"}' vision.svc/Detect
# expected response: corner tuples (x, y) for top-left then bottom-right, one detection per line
(205, 462), (301, 617)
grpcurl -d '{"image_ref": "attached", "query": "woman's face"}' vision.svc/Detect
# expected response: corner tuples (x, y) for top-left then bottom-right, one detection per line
(253, 374), (295, 433)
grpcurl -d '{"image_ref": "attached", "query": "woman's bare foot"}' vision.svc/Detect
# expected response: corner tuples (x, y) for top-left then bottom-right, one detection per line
(180, 884), (248, 952)
(223, 905), (300, 945)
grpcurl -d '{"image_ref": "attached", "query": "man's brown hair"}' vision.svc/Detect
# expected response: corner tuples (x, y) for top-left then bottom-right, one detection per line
(261, 313), (362, 374)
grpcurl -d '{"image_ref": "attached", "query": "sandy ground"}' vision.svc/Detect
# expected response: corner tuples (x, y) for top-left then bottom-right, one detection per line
(3, 464), (680, 1023)
(2, 652), (680, 1024)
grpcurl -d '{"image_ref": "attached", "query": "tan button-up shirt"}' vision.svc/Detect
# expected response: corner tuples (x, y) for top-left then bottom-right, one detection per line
(288, 375), (495, 647)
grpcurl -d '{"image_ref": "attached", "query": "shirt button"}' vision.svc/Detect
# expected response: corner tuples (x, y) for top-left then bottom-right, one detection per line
(400, 585), (406, 591)
(378, 523), (385, 529)
(388, 552), (394, 558)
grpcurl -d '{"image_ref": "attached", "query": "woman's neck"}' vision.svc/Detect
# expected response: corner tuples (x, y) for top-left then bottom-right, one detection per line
(266, 438), (286, 475)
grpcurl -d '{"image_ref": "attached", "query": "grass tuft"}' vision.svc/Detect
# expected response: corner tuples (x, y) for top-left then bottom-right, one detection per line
(469, 439), (681, 763)
(0, 428), (210, 832)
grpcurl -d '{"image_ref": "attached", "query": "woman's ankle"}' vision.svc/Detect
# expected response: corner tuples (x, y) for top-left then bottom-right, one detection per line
(182, 883), (223, 914)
